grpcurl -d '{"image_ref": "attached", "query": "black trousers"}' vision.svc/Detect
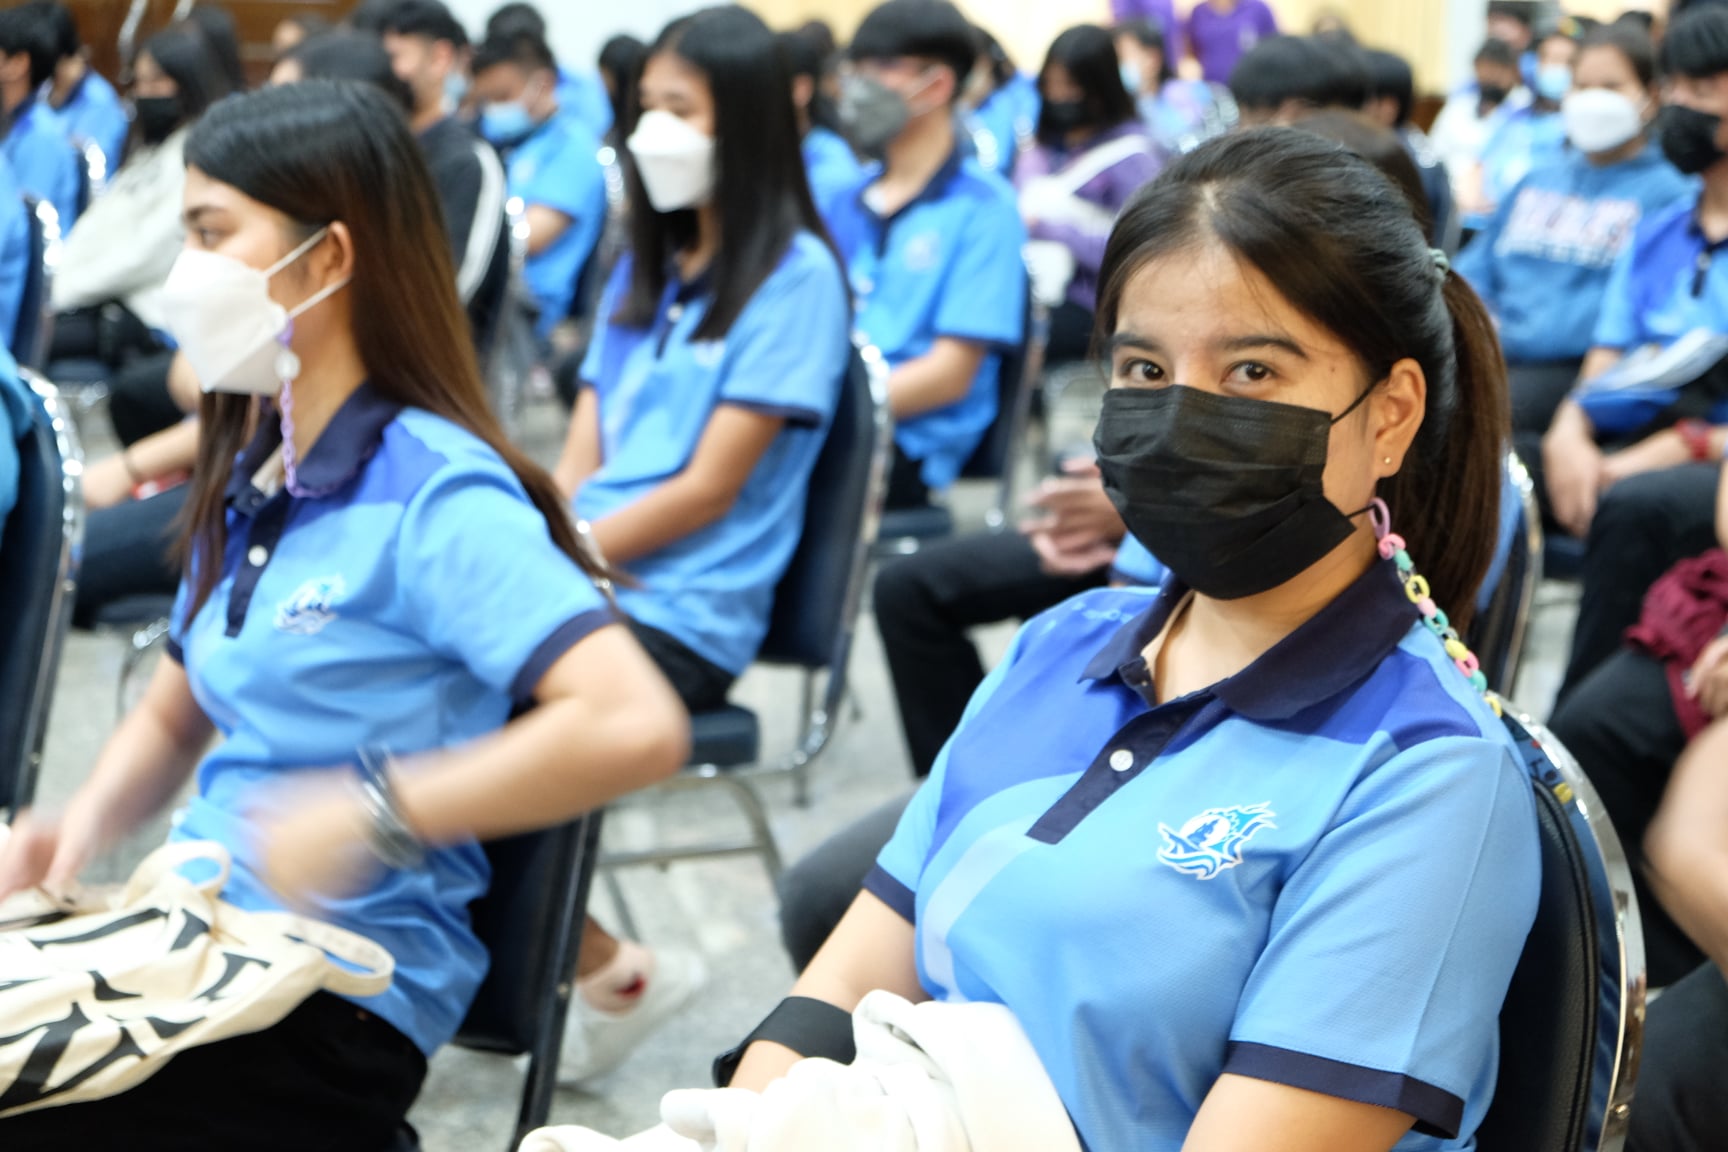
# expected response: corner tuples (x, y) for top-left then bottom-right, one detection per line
(886, 445), (930, 511)
(1549, 647), (1705, 988)
(1628, 963), (1728, 1152)
(627, 618), (734, 714)
(1507, 358), (1584, 527)
(874, 530), (1108, 778)
(1559, 462), (1720, 703)
(778, 793), (913, 972)
(1044, 299), (1096, 368)
(48, 305), (181, 448)
(0, 992), (426, 1151)
(71, 484), (186, 629)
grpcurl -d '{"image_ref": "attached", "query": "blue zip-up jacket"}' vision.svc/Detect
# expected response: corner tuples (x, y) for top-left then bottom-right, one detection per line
(1456, 142), (1692, 363)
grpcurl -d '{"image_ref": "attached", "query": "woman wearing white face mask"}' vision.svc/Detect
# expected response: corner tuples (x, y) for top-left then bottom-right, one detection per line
(0, 80), (688, 1150)
(550, 4), (851, 1083)
(1454, 22), (1690, 508)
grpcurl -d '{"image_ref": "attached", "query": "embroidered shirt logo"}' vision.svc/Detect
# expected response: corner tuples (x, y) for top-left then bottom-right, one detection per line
(1157, 802), (1276, 879)
(274, 575), (346, 636)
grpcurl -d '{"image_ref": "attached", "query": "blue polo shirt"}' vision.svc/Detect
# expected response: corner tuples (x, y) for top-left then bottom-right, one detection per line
(47, 70), (128, 173)
(0, 155), (26, 356)
(166, 383), (617, 1056)
(968, 74), (1038, 178)
(0, 345), (27, 535)
(3, 96), (80, 231)
(557, 66), (614, 142)
(1110, 532), (1168, 587)
(1594, 191), (1728, 356)
(824, 151), (1026, 490)
(803, 126), (863, 224)
(575, 231), (849, 675)
(868, 559), (1540, 1151)
(505, 110), (606, 339)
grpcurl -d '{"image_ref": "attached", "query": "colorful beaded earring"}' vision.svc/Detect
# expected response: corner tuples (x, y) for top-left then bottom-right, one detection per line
(1368, 497), (1504, 718)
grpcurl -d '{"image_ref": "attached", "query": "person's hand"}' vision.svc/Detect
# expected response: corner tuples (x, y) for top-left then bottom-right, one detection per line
(82, 454), (136, 511)
(1544, 424), (1605, 538)
(1688, 634), (1728, 719)
(1018, 460), (1123, 546)
(1600, 429), (1691, 493)
(1029, 530), (1120, 577)
(254, 775), (385, 910)
(0, 808), (103, 902)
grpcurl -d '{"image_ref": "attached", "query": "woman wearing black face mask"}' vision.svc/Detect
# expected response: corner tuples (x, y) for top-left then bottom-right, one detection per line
(1018, 23), (1162, 366)
(724, 128), (1537, 1152)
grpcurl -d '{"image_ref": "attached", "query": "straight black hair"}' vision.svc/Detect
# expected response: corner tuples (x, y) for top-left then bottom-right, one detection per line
(185, 4), (248, 93)
(284, 32), (415, 114)
(137, 20), (236, 129)
(36, 1), (77, 62)
(1580, 22), (1656, 89)
(1036, 24), (1136, 147)
(380, 0), (470, 50)
(1362, 48), (1415, 127)
(484, 2), (545, 41)
(1230, 35), (1368, 114)
(1115, 19), (1174, 85)
(1296, 110), (1431, 238)
(848, 0), (976, 102)
(599, 34), (649, 135)
(615, 5), (839, 342)
(471, 31), (554, 78)
(972, 25), (1015, 89)
(0, 6), (57, 89)
(1475, 37), (1520, 70)
(777, 28), (842, 136)
(180, 81), (604, 620)
(1094, 128), (1509, 625)
(1662, 4), (1728, 79)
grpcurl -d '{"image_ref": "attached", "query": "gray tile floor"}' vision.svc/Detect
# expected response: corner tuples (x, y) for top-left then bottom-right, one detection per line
(34, 390), (1579, 1151)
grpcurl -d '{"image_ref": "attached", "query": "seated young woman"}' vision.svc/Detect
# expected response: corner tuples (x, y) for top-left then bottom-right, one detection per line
(0, 80), (688, 1151)
(726, 127), (1540, 1152)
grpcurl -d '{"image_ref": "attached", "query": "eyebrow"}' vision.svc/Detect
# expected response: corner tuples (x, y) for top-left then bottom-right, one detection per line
(182, 204), (223, 228)
(1105, 330), (1309, 359)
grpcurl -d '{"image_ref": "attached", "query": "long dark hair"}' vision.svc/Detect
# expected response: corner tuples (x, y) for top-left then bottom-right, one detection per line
(130, 20), (237, 161)
(1094, 128), (1508, 625)
(599, 34), (649, 138)
(179, 82), (604, 619)
(615, 5), (835, 340)
(1036, 24), (1137, 147)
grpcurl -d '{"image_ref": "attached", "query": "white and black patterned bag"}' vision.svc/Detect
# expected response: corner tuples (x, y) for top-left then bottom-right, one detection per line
(0, 840), (392, 1118)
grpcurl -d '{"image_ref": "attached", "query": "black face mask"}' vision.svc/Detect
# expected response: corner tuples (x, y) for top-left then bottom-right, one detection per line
(1478, 83), (1510, 108)
(1093, 386), (1373, 600)
(1657, 103), (1727, 176)
(134, 95), (182, 145)
(1041, 99), (1090, 138)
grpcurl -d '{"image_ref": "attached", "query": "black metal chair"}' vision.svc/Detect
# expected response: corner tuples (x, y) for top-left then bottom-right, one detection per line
(1479, 711), (1643, 1152)
(599, 340), (892, 908)
(1468, 453), (1543, 694)
(446, 811), (605, 1150)
(0, 370), (83, 816)
(11, 197), (61, 372)
(875, 287), (1036, 553)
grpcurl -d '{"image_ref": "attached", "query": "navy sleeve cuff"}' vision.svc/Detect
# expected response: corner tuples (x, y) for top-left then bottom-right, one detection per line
(509, 607), (617, 703)
(862, 863), (916, 923)
(720, 399), (825, 428)
(165, 637), (184, 665)
(1223, 1042), (1464, 1139)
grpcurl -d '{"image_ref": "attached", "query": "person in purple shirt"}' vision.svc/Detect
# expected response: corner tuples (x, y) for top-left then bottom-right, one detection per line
(1017, 23), (1163, 365)
(1186, 0), (1279, 85)
(1110, 0), (1181, 61)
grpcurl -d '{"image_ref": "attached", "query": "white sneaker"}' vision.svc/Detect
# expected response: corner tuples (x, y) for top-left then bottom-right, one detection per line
(557, 941), (708, 1084)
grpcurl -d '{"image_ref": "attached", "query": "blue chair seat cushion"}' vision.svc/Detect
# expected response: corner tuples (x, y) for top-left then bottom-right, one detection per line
(688, 704), (759, 769)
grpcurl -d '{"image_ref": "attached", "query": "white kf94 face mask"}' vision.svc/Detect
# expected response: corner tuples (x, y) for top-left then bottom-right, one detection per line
(1561, 88), (1646, 156)
(159, 228), (350, 395)
(627, 109), (717, 213)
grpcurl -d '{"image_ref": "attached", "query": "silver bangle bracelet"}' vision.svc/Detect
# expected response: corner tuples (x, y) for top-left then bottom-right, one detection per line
(355, 745), (424, 870)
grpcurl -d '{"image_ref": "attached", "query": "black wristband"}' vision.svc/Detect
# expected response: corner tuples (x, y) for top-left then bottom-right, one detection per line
(711, 996), (856, 1087)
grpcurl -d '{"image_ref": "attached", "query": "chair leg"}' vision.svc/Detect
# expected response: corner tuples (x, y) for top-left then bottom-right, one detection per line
(602, 867), (641, 942)
(115, 619), (169, 722)
(712, 774), (784, 883)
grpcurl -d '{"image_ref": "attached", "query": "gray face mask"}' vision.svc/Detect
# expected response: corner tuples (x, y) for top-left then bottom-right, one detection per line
(839, 73), (912, 158)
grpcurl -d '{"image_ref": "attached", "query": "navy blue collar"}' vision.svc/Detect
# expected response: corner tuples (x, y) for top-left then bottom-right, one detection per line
(4, 94), (35, 136)
(1687, 193), (1728, 252)
(226, 381), (404, 506)
(1080, 557), (1420, 721)
(858, 144), (967, 225)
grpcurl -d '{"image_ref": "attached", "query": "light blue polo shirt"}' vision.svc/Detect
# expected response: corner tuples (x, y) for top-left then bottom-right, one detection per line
(0, 155), (26, 356)
(166, 383), (617, 1056)
(557, 66), (614, 142)
(47, 70), (128, 173)
(505, 110), (606, 339)
(824, 150), (1026, 490)
(575, 231), (849, 675)
(803, 126), (863, 224)
(3, 96), (80, 231)
(868, 559), (1540, 1151)
(1594, 191), (1728, 352)
(1110, 532), (1168, 587)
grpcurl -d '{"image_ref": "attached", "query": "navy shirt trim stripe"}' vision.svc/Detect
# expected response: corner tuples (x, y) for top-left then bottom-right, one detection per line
(720, 398), (824, 428)
(1223, 1041), (1465, 1139)
(863, 862), (916, 922)
(508, 607), (618, 703)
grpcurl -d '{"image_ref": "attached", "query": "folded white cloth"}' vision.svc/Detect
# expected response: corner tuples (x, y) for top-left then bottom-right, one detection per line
(518, 992), (1079, 1152)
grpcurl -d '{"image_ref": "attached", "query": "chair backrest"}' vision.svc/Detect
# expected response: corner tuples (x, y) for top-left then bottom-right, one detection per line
(0, 371), (83, 816)
(1468, 452), (1543, 693)
(758, 341), (892, 674)
(12, 197), (60, 371)
(959, 288), (1035, 483)
(1478, 712), (1643, 1152)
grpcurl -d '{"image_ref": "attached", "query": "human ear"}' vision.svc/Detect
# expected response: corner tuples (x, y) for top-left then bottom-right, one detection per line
(1372, 358), (1427, 477)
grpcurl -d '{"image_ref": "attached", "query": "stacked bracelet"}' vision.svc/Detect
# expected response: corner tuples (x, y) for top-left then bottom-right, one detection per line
(355, 745), (424, 870)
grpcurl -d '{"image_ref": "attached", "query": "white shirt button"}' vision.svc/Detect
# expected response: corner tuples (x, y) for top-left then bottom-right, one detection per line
(247, 545), (269, 567)
(1109, 749), (1134, 772)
